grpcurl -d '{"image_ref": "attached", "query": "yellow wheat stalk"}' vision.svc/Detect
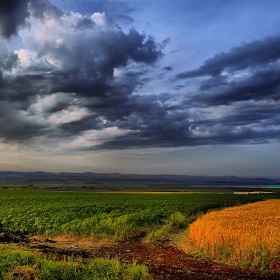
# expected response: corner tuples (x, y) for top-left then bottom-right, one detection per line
(182, 199), (280, 270)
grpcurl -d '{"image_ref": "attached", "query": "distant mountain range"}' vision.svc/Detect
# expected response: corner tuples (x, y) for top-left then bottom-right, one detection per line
(0, 171), (279, 186)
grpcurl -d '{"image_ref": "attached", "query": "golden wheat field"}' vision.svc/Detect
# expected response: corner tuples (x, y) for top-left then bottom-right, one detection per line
(181, 199), (280, 271)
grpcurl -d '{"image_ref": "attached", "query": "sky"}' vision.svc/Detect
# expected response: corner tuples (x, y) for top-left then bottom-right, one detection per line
(0, 0), (280, 176)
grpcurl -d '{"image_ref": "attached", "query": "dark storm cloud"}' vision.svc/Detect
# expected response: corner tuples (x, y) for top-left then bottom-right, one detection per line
(19, 26), (163, 99)
(0, 0), (61, 38)
(0, 23), (163, 103)
(74, 18), (96, 30)
(91, 128), (280, 150)
(176, 34), (280, 117)
(1, 119), (48, 140)
(199, 75), (228, 91)
(68, 87), (264, 151)
(127, 30), (163, 64)
(58, 92), (193, 147)
(59, 94), (163, 135)
(89, 97), (280, 150)
(0, 101), (49, 141)
(1, 1), (280, 151)
(0, 0), (30, 38)
(176, 35), (280, 78)
(190, 67), (280, 106)
(0, 5), (165, 143)
(163, 66), (173, 71)
(191, 101), (280, 128)
(0, 72), (53, 103)
(59, 115), (103, 134)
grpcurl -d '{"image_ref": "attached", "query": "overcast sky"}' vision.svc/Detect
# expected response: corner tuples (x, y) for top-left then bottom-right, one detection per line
(0, 0), (280, 176)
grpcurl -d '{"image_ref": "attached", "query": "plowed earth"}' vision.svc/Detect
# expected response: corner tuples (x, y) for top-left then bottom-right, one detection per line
(0, 231), (279, 280)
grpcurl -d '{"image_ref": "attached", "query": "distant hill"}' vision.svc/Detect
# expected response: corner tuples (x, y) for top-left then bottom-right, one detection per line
(0, 171), (279, 188)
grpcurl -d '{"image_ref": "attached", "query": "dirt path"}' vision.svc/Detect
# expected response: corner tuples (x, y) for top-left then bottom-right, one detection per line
(89, 240), (279, 280)
(1, 232), (279, 280)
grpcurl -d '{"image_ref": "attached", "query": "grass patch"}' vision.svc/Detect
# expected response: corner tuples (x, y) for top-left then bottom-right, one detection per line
(0, 245), (149, 280)
(143, 212), (200, 243)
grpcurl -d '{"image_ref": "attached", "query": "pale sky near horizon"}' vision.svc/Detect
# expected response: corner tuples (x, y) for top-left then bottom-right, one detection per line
(0, 0), (280, 176)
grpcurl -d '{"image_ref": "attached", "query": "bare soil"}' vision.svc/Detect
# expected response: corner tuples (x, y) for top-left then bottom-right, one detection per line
(1, 231), (279, 280)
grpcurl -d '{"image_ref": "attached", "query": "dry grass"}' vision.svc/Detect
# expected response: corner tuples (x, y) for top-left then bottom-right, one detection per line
(8, 264), (41, 280)
(53, 234), (114, 246)
(180, 199), (280, 271)
(32, 233), (116, 250)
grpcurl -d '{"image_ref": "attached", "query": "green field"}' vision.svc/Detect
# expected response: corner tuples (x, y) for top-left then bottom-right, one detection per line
(0, 190), (278, 239)
(0, 190), (279, 279)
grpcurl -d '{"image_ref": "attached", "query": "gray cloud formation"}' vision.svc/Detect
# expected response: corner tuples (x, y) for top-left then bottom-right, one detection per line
(197, 68), (280, 105)
(175, 34), (280, 107)
(0, 0), (30, 38)
(0, 1), (279, 151)
(0, 0), (61, 38)
(92, 34), (280, 149)
(176, 35), (280, 78)
(0, 2), (165, 145)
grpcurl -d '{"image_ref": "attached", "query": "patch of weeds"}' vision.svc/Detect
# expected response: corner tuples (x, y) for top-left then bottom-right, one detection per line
(0, 245), (149, 280)
(143, 212), (199, 243)
(125, 261), (149, 280)
(205, 254), (212, 261)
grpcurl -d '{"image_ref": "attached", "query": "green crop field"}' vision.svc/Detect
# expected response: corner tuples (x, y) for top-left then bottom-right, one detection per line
(0, 190), (278, 239)
(0, 190), (279, 279)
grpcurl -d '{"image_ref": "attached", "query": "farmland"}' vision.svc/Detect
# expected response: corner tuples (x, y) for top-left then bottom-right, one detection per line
(0, 190), (276, 237)
(181, 199), (280, 271)
(0, 190), (279, 279)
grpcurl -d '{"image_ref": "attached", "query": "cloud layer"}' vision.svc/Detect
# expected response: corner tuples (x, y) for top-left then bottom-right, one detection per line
(0, 0), (279, 153)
